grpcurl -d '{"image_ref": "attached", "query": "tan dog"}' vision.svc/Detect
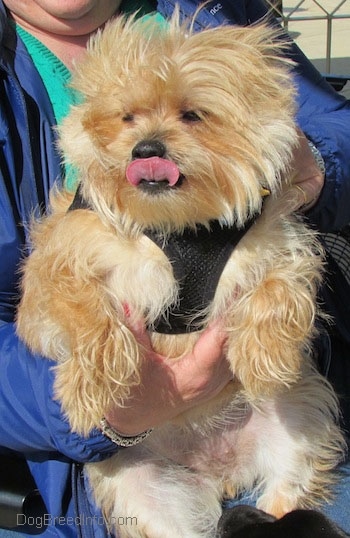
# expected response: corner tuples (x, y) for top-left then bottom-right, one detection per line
(17, 13), (345, 538)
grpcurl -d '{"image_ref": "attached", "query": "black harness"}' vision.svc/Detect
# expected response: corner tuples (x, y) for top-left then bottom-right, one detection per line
(69, 185), (258, 334)
(144, 218), (257, 333)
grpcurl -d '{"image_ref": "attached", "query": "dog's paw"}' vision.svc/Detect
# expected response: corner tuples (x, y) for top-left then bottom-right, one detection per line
(216, 505), (349, 537)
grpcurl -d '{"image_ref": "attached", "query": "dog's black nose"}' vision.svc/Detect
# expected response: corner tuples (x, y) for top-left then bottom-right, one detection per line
(132, 140), (166, 160)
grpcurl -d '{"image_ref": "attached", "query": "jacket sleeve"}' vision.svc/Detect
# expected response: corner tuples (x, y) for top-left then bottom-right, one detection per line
(291, 49), (350, 232)
(0, 319), (118, 462)
(0, 197), (116, 461)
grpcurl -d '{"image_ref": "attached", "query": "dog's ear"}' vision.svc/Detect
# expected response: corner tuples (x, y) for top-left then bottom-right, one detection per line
(189, 23), (297, 195)
(57, 13), (152, 178)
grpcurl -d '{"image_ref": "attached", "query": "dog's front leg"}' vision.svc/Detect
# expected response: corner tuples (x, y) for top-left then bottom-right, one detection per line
(17, 208), (146, 436)
(53, 310), (142, 436)
(225, 266), (318, 398)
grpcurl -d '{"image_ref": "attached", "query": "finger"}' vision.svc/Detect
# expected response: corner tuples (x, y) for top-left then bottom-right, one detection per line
(293, 176), (323, 210)
(122, 303), (152, 350)
(192, 320), (227, 363)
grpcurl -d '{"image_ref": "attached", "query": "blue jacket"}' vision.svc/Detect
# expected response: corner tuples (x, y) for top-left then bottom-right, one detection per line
(1, 0), (350, 536)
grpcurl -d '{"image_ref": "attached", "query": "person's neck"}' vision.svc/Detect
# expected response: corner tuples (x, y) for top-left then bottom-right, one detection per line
(17, 26), (92, 69)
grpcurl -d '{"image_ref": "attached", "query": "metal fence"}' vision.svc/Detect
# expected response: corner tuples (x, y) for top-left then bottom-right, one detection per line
(272, 0), (350, 75)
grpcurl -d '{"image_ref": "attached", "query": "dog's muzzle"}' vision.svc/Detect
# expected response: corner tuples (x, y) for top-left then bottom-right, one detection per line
(126, 140), (182, 194)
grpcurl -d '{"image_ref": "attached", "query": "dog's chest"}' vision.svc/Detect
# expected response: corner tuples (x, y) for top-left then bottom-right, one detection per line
(145, 219), (256, 334)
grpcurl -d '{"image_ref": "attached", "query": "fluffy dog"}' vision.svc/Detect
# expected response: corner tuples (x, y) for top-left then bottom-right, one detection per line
(17, 12), (346, 538)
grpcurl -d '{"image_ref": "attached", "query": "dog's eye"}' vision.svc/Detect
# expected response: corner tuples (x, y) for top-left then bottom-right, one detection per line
(181, 110), (202, 123)
(122, 113), (134, 122)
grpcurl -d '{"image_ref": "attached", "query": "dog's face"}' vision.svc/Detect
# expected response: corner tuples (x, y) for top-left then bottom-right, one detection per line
(60, 14), (297, 233)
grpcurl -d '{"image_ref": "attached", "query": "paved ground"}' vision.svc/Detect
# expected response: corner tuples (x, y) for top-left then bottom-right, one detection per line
(280, 0), (350, 97)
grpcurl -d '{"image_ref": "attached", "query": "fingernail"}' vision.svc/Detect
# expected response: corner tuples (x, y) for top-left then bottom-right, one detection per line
(123, 302), (131, 318)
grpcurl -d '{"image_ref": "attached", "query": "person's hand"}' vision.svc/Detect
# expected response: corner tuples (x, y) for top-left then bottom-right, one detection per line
(289, 129), (325, 211)
(104, 318), (230, 436)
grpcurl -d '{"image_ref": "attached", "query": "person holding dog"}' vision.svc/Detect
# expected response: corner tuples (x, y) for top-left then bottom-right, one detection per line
(0, 0), (349, 537)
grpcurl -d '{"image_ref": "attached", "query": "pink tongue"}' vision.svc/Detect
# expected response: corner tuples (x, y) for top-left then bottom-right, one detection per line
(126, 157), (180, 187)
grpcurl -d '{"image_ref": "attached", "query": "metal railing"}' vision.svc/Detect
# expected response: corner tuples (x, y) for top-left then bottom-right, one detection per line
(272, 0), (350, 74)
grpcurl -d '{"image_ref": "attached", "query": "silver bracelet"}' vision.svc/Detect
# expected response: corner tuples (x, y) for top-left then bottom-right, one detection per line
(100, 418), (153, 447)
(307, 140), (326, 176)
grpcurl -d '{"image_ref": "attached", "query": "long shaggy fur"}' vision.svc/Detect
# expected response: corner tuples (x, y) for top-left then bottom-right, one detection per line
(17, 13), (346, 538)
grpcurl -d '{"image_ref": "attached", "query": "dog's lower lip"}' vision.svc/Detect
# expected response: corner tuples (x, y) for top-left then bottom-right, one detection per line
(138, 175), (184, 193)
(141, 179), (168, 186)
